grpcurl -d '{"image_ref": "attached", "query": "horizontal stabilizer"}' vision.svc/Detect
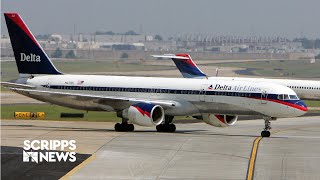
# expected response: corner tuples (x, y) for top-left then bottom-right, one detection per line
(152, 55), (189, 60)
(1, 82), (36, 89)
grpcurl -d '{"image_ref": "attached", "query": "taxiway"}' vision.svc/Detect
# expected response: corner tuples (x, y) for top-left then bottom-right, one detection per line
(2, 116), (320, 179)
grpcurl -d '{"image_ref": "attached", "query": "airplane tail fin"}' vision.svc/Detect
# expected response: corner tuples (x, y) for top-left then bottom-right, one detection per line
(152, 54), (207, 78)
(4, 13), (62, 75)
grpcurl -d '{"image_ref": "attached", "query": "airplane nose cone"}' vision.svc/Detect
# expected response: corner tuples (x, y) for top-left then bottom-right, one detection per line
(295, 101), (308, 115)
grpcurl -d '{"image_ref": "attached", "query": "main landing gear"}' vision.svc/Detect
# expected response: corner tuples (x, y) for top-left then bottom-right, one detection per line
(114, 116), (177, 132)
(156, 115), (176, 132)
(261, 117), (276, 137)
(114, 118), (134, 132)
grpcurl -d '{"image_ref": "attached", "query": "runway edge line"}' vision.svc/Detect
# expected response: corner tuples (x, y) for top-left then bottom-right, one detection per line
(246, 137), (262, 180)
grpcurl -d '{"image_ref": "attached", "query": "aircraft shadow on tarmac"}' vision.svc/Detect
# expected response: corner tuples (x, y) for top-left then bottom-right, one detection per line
(2, 124), (287, 139)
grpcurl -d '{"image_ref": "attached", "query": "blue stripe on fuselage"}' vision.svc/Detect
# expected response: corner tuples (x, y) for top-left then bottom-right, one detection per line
(43, 84), (307, 111)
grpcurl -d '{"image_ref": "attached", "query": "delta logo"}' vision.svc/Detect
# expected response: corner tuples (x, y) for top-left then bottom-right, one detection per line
(20, 53), (41, 62)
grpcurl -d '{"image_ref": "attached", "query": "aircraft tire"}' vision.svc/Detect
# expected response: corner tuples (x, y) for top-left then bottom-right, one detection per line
(115, 123), (134, 132)
(261, 130), (271, 137)
(128, 124), (134, 131)
(156, 124), (176, 132)
(169, 124), (176, 132)
(115, 123), (121, 132)
(156, 124), (164, 132)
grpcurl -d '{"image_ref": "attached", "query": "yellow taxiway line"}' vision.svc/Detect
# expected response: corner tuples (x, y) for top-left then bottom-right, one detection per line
(59, 154), (96, 180)
(246, 136), (262, 180)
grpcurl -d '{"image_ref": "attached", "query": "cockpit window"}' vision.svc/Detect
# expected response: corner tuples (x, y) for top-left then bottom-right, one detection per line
(284, 94), (290, 100)
(278, 94), (295, 100)
(289, 95), (299, 100)
(277, 94), (284, 100)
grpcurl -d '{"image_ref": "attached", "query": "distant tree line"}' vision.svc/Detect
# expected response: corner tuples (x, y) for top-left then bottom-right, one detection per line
(95, 30), (140, 35)
(120, 52), (129, 59)
(112, 44), (136, 50)
(51, 48), (76, 59)
(154, 34), (163, 41)
(35, 34), (50, 40)
(52, 48), (62, 58)
(293, 38), (320, 49)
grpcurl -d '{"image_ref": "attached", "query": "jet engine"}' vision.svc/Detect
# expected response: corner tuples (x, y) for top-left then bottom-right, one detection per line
(128, 103), (164, 127)
(202, 114), (238, 127)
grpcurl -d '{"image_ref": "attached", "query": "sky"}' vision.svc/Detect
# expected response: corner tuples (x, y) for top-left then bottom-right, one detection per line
(1, 0), (320, 38)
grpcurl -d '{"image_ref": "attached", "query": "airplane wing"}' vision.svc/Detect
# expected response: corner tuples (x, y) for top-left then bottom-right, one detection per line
(1, 82), (36, 89)
(10, 88), (177, 109)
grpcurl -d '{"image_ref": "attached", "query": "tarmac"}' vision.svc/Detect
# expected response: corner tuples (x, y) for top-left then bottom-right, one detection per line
(2, 116), (320, 179)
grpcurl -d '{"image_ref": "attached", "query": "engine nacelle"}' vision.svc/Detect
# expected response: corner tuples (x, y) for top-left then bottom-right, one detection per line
(202, 114), (238, 127)
(128, 103), (164, 127)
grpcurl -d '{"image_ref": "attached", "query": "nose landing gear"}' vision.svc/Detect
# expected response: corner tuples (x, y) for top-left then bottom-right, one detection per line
(261, 117), (276, 137)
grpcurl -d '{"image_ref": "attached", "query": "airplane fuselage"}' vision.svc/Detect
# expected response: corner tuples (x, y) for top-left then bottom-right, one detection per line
(22, 75), (307, 118)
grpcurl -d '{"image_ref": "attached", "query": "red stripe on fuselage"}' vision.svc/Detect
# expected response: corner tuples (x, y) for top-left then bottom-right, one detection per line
(249, 97), (308, 112)
(5, 13), (39, 46)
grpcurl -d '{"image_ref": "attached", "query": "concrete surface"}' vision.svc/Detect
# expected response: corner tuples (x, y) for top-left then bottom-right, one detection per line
(1, 116), (320, 179)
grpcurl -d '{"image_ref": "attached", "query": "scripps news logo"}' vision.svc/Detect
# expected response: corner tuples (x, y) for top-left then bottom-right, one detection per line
(20, 53), (41, 62)
(23, 140), (76, 163)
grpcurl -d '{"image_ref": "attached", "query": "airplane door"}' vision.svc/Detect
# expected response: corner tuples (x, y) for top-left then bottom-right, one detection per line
(45, 77), (52, 89)
(199, 85), (207, 102)
(261, 90), (268, 104)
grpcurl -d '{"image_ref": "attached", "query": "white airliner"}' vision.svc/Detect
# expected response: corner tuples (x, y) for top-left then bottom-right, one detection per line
(1, 13), (308, 137)
(153, 54), (320, 101)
